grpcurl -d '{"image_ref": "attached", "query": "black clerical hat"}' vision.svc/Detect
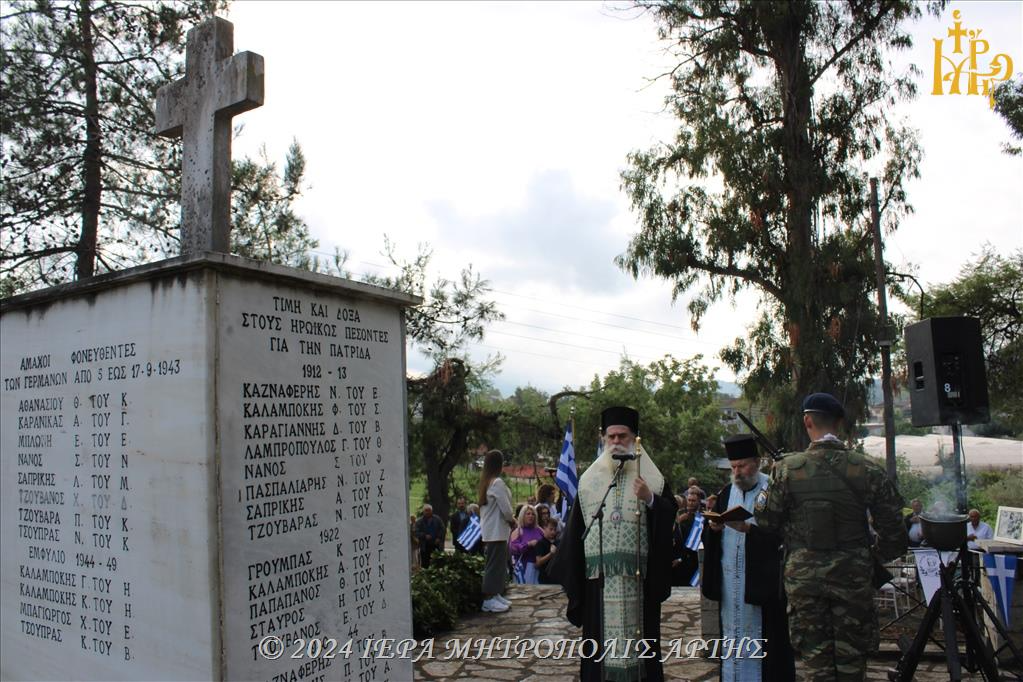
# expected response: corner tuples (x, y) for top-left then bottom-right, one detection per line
(802, 392), (845, 420)
(600, 406), (639, 434)
(723, 433), (758, 460)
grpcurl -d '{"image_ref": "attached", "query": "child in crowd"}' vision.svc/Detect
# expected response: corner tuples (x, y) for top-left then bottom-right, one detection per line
(535, 518), (560, 584)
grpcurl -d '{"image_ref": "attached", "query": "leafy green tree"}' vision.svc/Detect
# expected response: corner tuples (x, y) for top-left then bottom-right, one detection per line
(485, 386), (560, 464)
(564, 355), (726, 490)
(905, 246), (1023, 435)
(993, 75), (1023, 156)
(892, 454), (929, 506)
(363, 240), (504, 523)
(364, 238), (503, 363)
(618, 0), (939, 448)
(408, 358), (500, 524)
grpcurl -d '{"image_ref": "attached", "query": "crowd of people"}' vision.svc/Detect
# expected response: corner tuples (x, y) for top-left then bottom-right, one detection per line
(408, 458), (569, 612)
(407, 394), (1001, 681)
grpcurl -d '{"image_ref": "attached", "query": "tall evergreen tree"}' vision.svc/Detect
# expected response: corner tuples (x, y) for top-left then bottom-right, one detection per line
(0, 1), (319, 296)
(619, 0), (940, 447)
(1, 0), (219, 291)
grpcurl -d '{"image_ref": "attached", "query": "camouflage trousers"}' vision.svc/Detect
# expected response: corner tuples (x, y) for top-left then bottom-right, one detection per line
(785, 553), (878, 682)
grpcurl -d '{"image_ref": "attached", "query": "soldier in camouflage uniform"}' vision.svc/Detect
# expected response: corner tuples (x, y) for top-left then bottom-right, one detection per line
(754, 393), (907, 681)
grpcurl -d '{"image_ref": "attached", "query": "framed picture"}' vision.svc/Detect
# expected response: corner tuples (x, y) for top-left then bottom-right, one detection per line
(994, 506), (1023, 545)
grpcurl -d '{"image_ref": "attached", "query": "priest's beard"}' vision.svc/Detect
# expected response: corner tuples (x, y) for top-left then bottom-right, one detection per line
(608, 443), (636, 458)
(732, 469), (760, 491)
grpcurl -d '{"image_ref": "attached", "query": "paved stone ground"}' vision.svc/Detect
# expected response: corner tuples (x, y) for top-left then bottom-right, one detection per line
(414, 585), (1006, 681)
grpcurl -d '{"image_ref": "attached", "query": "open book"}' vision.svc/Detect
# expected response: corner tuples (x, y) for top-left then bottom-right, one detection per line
(703, 505), (753, 523)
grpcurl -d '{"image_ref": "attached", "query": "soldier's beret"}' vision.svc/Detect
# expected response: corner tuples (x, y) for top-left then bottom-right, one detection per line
(601, 406), (639, 434)
(723, 433), (758, 460)
(802, 392), (845, 419)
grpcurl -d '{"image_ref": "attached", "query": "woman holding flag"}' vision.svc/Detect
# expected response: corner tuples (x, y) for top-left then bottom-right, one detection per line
(672, 488), (703, 587)
(510, 505), (544, 584)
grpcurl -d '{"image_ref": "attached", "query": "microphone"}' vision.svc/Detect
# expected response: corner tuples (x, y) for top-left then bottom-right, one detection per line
(611, 452), (636, 462)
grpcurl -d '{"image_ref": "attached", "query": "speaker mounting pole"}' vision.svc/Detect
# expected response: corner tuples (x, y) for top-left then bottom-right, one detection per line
(951, 422), (967, 514)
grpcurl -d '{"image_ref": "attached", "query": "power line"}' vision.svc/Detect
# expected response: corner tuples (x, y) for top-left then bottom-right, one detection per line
(491, 300), (718, 345)
(491, 287), (696, 333)
(494, 319), (684, 355)
(487, 329), (661, 363)
(472, 343), (607, 367)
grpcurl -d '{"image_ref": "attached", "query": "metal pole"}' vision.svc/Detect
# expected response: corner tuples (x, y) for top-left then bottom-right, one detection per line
(951, 422), (967, 514)
(870, 178), (898, 483)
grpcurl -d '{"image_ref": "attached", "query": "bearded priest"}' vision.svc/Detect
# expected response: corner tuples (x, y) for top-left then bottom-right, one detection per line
(701, 433), (794, 681)
(552, 406), (676, 682)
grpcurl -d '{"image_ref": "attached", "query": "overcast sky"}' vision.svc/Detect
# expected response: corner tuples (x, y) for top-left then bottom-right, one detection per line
(224, 1), (1022, 397)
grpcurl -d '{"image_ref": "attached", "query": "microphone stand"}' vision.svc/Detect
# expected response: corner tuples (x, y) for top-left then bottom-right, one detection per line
(581, 457), (628, 682)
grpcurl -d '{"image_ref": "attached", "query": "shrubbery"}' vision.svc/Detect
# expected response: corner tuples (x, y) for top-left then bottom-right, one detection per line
(410, 551), (485, 638)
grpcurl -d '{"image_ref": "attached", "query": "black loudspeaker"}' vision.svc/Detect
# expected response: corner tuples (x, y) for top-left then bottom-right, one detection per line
(904, 316), (989, 426)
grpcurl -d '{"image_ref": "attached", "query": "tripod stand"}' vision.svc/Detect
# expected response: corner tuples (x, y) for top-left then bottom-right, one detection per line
(888, 543), (1023, 681)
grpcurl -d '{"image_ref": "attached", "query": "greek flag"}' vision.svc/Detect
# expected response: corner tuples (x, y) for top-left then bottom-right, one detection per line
(689, 567), (700, 587)
(457, 515), (481, 551)
(685, 511), (704, 551)
(555, 422), (578, 513)
(983, 552), (1018, 626)
(513, 555), (526, 584)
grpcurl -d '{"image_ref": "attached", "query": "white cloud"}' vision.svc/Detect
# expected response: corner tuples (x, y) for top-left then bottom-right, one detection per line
(221, 0), (1021, 397)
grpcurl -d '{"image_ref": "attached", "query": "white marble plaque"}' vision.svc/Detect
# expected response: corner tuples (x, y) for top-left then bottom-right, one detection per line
(216, 273), (413, 681)
(1, 275), (218, 680)
(1, 258), (415, 681)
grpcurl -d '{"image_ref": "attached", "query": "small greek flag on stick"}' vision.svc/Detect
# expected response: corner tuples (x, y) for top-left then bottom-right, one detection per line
(689, 567), (701, 587)
(983, 552), (1018, 626)
(685, 511), (704, 551)
(457, 515), (481, 551)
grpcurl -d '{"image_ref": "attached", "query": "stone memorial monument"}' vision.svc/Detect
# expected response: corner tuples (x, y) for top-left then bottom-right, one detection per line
(1, 17), (418, 682)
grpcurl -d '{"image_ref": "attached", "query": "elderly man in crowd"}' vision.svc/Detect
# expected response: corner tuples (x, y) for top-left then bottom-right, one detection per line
(967, 508), (994, 551)
(413, 503), (446, 569)
(905, 498), (924, 547)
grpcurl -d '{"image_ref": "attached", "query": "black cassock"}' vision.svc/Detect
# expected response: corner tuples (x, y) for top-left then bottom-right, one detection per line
(701, 483), (795, 681)
(551, 482), (675, 682)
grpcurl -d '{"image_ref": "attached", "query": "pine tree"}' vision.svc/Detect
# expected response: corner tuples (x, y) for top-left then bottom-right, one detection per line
(1, 0), (219, 292)
(1, 1), (319, 296)
(230, 141), (318, 268)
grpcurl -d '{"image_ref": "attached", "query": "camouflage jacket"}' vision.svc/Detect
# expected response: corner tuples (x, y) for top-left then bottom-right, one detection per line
(755, 440), (907, 570)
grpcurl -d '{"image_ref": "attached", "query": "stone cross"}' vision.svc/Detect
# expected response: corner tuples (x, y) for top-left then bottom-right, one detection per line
(155, 17), (263, 255)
